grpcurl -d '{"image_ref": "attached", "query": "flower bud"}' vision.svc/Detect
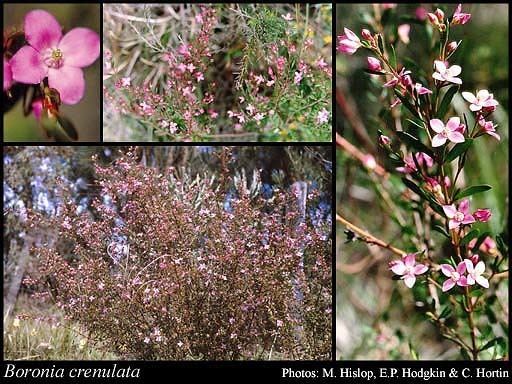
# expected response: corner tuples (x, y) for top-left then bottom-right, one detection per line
(379, 134), (391, 146)
(361, 28), (373, 41)
(434, 8), (445, 22)
(446, 41), (459, 55)
(401, 74), (413, 87)
(427, 13), (438, 25)
(473, 208), (492, 223)
(469, 254), (480, 265)
(367, 57), (382, 72)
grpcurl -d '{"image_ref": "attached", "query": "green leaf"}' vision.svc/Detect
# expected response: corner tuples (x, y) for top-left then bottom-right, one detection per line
(433, 225), (450, 238)
(437, 86), (459, 119)
(408, 341), (419, 360)
(377, 34), (385, 54)
(454, 184), (491, 200)
(445, 139), (473, 163)
(363, 68), (386, 76)
(479, 337), (505, 353)
(406, 118), (425, 131)
(460, 348), (471, 360)
(439, 306), (452, 320)
(496, 234), (508, 256)
(389, 44), (397, 68)
(56, 115), (78, 141)
(160, 31), (171, 47)
(394, 91), (419, 118)
(469, 289), (484, 298)
(460, 229), (480, 246)
(396, 131), (433, 157)
(402, 177), (425, 198)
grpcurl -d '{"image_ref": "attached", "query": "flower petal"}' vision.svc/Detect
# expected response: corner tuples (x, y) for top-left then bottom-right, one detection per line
(441, 264), (455, 277)
(448, 219), (460, 229)
(414, 264), (428, 275)
(403, 275), (416, 288)
(446, 117), (461, 131)
(461, 91), (477, 104)
(442, 279), (455, 292)
(344, 27), (360, 43)
(476, 276), (489, 288)
(462, 214), (476, 225)
(459, 199), (470, 213)
(3, 58), (13, 91)
(429, 118), (445, 133)
(474, 261), (485, 275)
(48, 66), (85, 105)
(469, 103), (482, 112)
(464, 259), (474, 273)
(447, 131), (465, 143)
(466, 274), (475, 285)
(10, 46), (47, 84)
(431, 134), (447, 147)
(457, 276), (468, 286)
(390, 261), (406, 275)
(456, 261), (467, 274)
(476, 89), (489, 99)
(448, 65), (462, 76)
(442, 204), (457, 218)
(404, 254), (416, 267)
(59, 28), (100, 68)
(434, 60), (446, 73)
(24, 10), (62, 51)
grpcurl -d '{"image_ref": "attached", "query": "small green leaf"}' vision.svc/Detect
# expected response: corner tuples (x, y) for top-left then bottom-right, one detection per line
(460, 348), (471, 360)
(160, 31), (171, 47)
(377, 34), (385, 54)
(402, 177), (425, 198)
(433, 225), (450, 238)
(408, 341), (419, 360)
(496, 234), (508, 256)
(389, 44), (397, 68)
(479, 337), (505, 353)
(396, 131), (433, 157)
(437, 86), (459, 119)
(406, 118), (425, 131)
(56, 115), (78, 141)
(469, 289), (484, 298)
(454, 184), (491, 200)
(394, 91), (419, 118)
(460, 229), (480, 246)
(445, 139), (473, 163)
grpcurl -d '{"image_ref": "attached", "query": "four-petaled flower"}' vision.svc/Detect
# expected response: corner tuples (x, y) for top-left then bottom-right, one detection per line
(461, 89), (499, 112)
(464, 259), (489, 288)
(432, 60), (462, 84)
(337, 28), (361, 55)
(316, 108), (330, 125)
(10, 10), (100, 104)
(389, 253), (428, 288)
(442, 199), (475, 230)
(440, 262), (468, 292)
(429, 117), (465, 147)
(452, 4), (471, 25)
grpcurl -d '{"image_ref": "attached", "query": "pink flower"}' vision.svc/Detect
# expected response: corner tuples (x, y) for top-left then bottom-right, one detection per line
(389, 254), (428, 288)
(464, 259), (489, 288)
(452, 4), (471, 25)
(361, 29), (373, 41)
(121, 77), (131, 87)
(276, 319), (284, 327)
(31, 98), (43, 120)
(316, 57), (328, 69)
(337, 28), (361, 55)
(10, 10), (100, 104)
(415, 7), (428, 21)
(461, 90), (499, 112)
(429, 117), (465, 147)
(473, 208), (491, 223)
(398, 24), (410, 44)
(477, 118), (500, 140)
(294, 71), (303, 85)
(414, 82), (432, 95)
(4, 58), (13, 91)
(396, 152), (433, 173)
(440, 262), (468, 292)
(432, 60), (462, 84)
(194, 71), (204, 82)
(390, 98), (402, 108)
(442, 199), (475, 230)
(177, 44), (191, 57)
(316, 108), (330, 125)
(367, 57), (382, 72)
(446, 41), (460, 55)
(384, 67), (411, 88)
(468, 236), (497, 255)
(281, 13), (293, 21)
(378, 134), (391, 146)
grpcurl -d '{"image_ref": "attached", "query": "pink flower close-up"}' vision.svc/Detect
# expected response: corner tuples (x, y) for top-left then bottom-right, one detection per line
(468, 236), (497, 255)
(461, 89), (499, 112)
(397, 24), (410, 44)
(9, 9), (100, 104)
(432, 60), (462, 84)
(389, 254), (428, 288)
(440, 262), (468, 292)
(337, 28), (361, 55)
(477, 118), (500, 140)
(414, 82), (432, 95)
(3, 58), (13, 91)
(396, 152), (433, 174)
(429, 117), (465, 147)
(463, 259), (489, 288)
(442, 199), (475, 230)
(452, 4), (472, 25)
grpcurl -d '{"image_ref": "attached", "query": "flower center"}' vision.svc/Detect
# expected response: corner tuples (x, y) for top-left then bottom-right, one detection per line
(451, 271), (460, 280)
(454, 211), (465, 222)
(44, 48), (64, 69)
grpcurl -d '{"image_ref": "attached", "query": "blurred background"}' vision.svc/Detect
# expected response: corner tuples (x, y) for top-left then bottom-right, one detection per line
(3, 4), (101, 141)
(336, 4), (508, 359)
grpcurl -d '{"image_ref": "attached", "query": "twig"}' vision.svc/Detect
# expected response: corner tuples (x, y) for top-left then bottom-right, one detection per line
(337, 213), (406, 257)
(336, 133), (387, 177)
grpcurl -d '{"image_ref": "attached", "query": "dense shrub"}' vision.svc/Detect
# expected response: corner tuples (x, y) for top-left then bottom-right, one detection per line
(31, 150), (331, 359)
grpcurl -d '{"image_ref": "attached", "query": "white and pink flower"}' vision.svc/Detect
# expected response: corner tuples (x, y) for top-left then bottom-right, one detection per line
(442, 199), (475, 230)
(464, 259), (489, 288)
(389, 253), (428, 288)
(337, 28), (361, 55)
(429, 117), (465, 147)
(461, 90), (499, 112)
(433, 60), (462, 84)
(440, 261), (468, 292)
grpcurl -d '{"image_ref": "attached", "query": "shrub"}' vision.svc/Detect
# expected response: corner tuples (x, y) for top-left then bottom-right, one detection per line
(31, 150), (331, 359)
